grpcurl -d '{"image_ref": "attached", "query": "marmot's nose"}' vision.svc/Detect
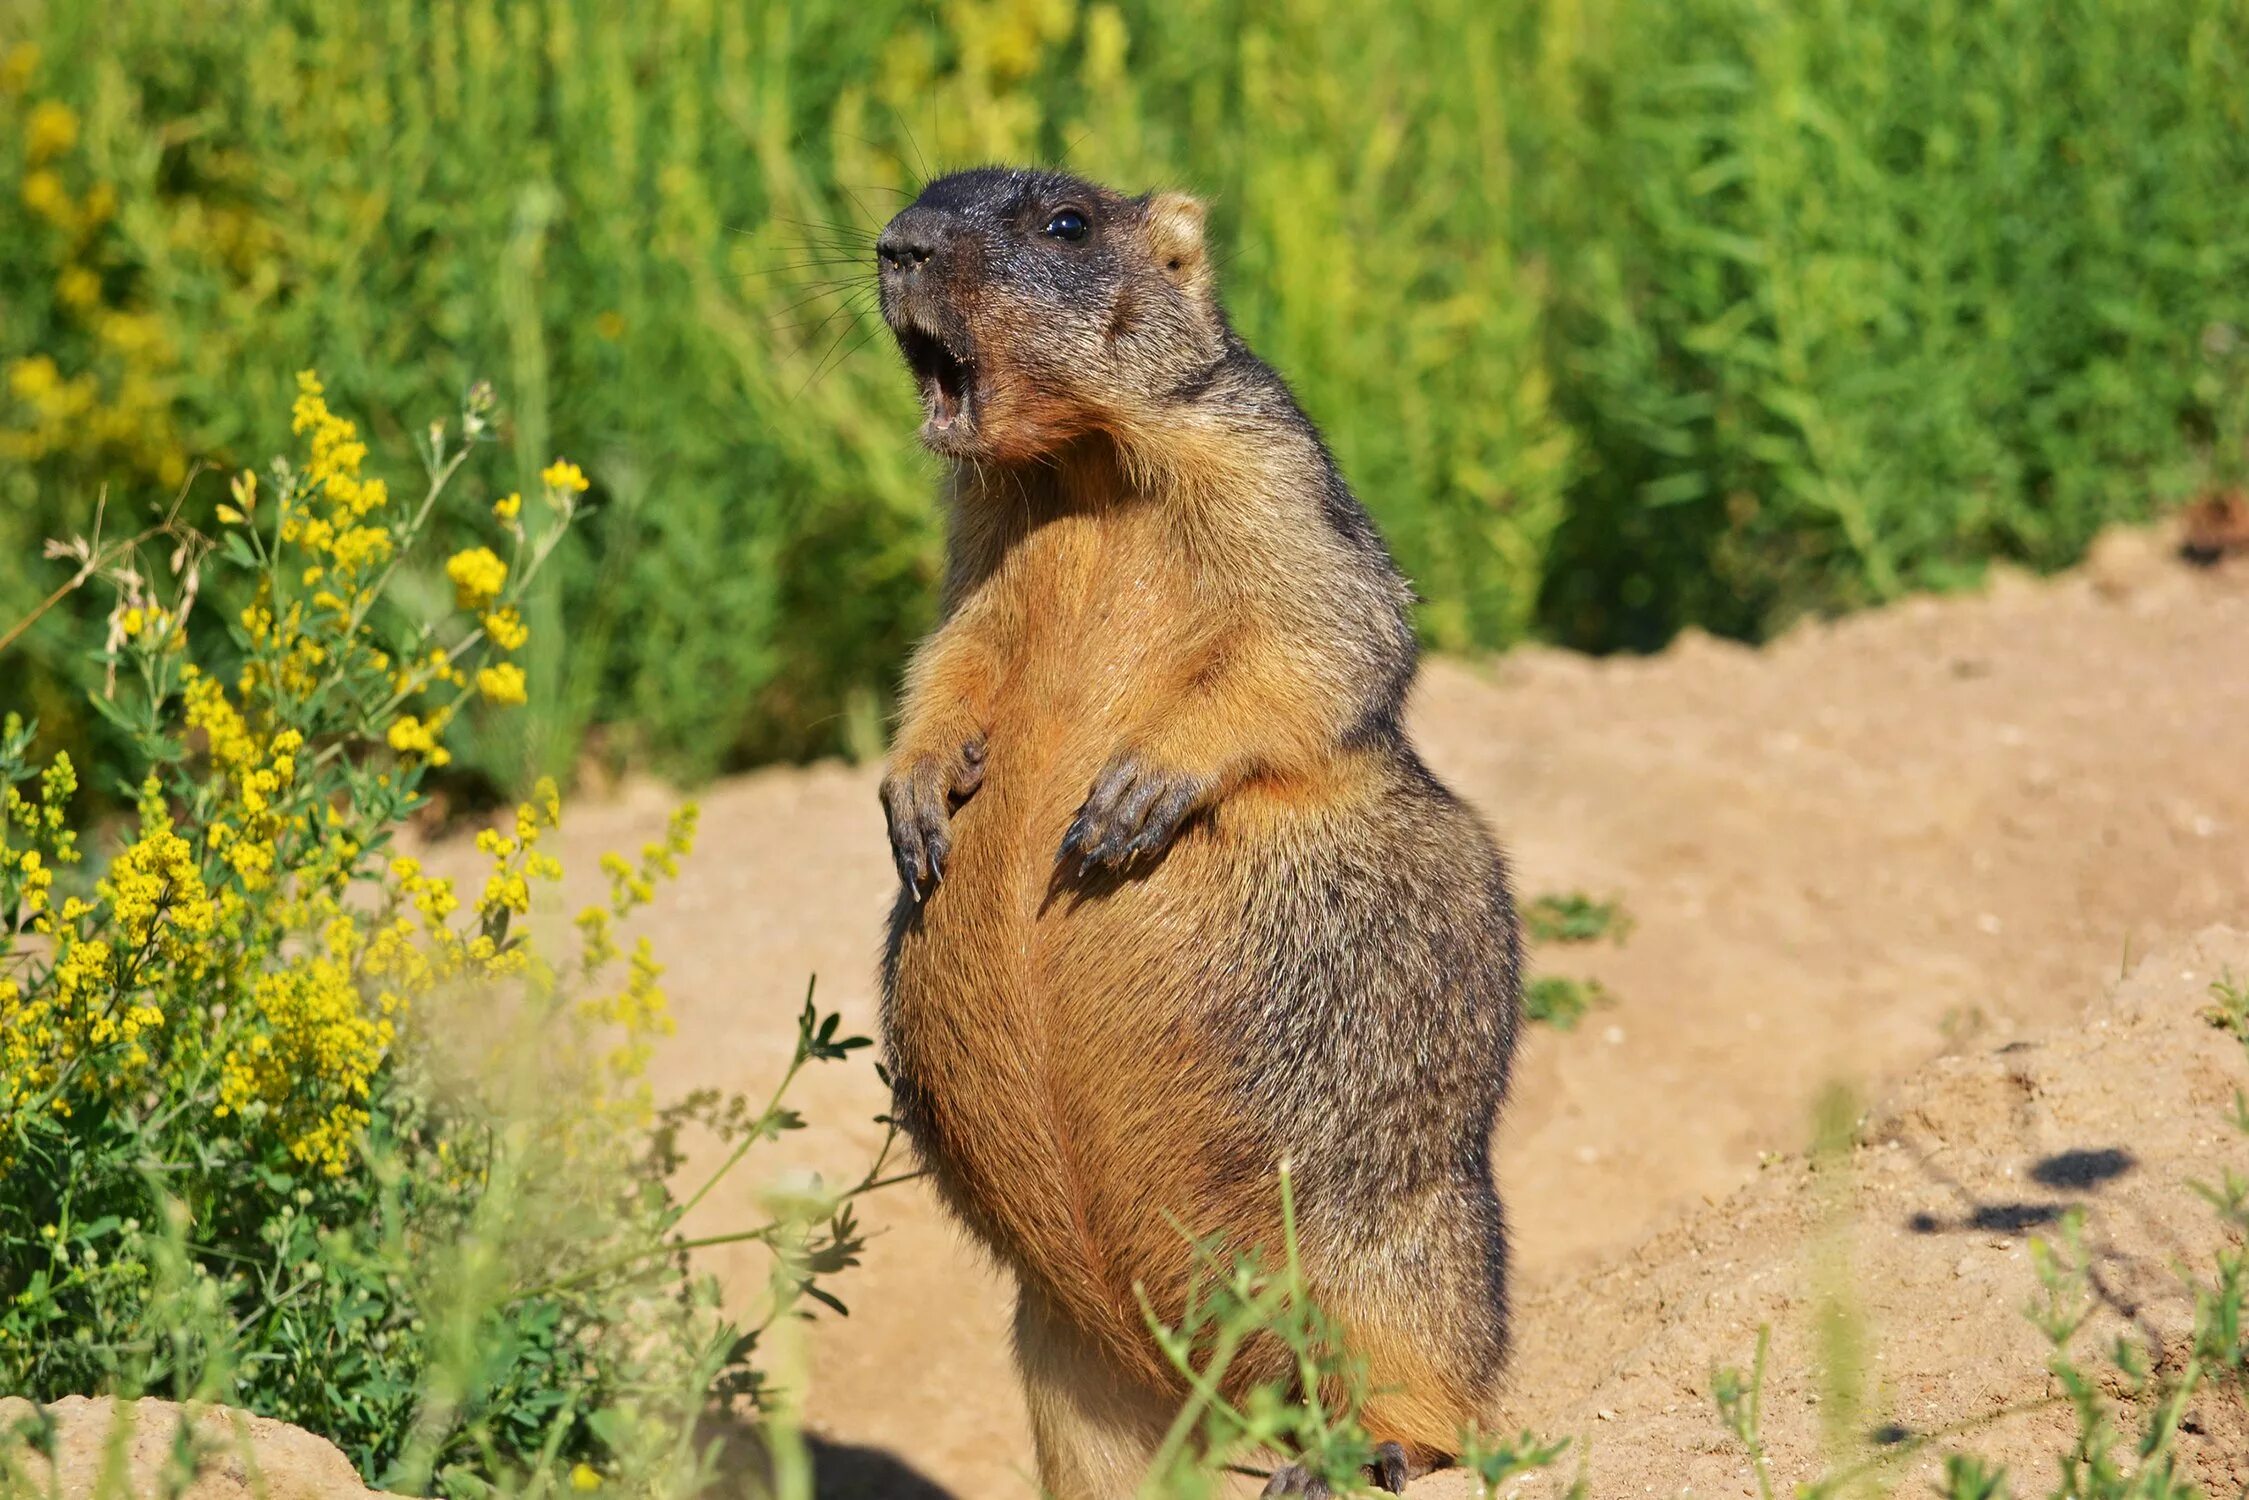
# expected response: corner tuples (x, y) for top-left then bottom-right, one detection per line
(877, 206), (956, 276)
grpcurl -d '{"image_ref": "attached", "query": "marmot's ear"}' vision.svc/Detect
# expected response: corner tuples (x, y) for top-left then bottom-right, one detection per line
(1145, 192), (1212, 298)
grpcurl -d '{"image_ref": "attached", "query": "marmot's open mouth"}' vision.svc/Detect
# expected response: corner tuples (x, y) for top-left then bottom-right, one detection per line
(896, 325), (976, 435)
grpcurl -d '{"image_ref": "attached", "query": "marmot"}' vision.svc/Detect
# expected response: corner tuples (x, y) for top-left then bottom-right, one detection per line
(874, 167), (1521, 1499)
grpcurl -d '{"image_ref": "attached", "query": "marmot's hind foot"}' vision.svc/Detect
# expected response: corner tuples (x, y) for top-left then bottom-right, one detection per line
(1259, 1467), (1331, 1499)
(1372, 1443), (1411, 1492)
(1260, 1443), (1412, 1498)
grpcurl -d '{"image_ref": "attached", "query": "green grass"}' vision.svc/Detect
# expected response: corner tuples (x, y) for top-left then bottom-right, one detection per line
(1523, 974), (1611, 1031)
(1523, 892), (1633, 946)
(2, 0), (2244, 788)
(1525, 890), (1628, 1029)
(2203, 971), (2249, 1035)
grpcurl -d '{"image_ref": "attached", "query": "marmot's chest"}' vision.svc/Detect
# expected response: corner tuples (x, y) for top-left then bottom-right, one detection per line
(983, 510), (1198, 745)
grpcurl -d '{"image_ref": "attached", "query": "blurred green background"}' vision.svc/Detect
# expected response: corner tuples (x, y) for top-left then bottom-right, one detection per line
(4, 0), (2245, 790)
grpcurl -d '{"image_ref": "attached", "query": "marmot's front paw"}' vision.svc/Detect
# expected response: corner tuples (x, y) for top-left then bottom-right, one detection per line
(1059, 753), (1212, 872)
(881, 735), (986, 901)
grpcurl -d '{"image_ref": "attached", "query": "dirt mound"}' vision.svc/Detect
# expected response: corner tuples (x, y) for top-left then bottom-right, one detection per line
(1477, 925), (2249, 1498)
(448, 528), (2248, 1496)
(0, 1396), (401, 1500)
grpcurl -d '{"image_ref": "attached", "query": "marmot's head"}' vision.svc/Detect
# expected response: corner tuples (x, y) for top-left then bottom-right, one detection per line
(876, 167), (1225, 463)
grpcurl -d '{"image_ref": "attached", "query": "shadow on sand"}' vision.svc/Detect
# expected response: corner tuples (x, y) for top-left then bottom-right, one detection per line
(701, 1414), (965, 1500)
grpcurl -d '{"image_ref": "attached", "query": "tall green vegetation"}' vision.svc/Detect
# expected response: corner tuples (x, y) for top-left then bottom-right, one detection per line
(3, 0), (2244, 785)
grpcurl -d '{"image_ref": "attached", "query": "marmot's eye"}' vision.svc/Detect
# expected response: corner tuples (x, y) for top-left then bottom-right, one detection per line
(1044, 209), (1089, 242)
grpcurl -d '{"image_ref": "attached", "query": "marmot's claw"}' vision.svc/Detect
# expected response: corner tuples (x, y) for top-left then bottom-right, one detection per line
(1057, 808), (1093, 863)
(881, 736), (983, 899)
(882, 787), (938, 899)
(1259, 1466), (1332, 1499)
(1060, 755), (1208, 871)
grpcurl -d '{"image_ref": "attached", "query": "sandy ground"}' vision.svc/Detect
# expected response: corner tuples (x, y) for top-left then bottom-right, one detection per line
(497, 528), (2249, 1496)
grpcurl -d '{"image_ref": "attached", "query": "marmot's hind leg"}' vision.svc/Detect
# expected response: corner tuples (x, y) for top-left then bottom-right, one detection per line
(1014, 1288), (1174, 1500)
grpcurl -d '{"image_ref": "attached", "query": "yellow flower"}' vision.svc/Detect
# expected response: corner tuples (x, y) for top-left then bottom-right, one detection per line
(539, 458), (590, 494)
(95, 309), (163, 356)
(0, 44), (41, 95)
(385, 714), (452, 766)
(570, 1464), (602, 1492)
(8, 355), (59, 401)
(20, 169), (70, 225)
(482, 607), (528, 652)
(290, 371), (384, 520)
(56, 265), (99, 310)
(574, 905), (617, 972)
(182, 669), (258, 775)
(475, 662), (527, 707)
(492, 491), (522, 521)
(218, 952), (392, 1176)
(444, 547), (507, 609)
(25, 100), (77, 165)
(387, 716), (430, 755)
(327, 522), (392, 575)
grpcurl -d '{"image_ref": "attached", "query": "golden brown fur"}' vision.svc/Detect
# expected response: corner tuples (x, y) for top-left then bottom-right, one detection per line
(874, 168), (1520, 1497)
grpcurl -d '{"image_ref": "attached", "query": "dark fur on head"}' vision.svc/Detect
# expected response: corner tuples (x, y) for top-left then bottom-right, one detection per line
(876, 167), (1223, 462)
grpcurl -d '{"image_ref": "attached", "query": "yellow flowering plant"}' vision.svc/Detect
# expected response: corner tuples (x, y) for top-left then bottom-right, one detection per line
(0, 376), (901, 1496)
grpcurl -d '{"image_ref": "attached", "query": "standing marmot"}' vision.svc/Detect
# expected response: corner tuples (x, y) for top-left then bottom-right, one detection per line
(874, 167), (1521, 1499)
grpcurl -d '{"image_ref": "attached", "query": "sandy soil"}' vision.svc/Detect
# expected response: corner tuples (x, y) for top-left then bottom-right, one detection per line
(496, 527), (2249, 1497)
(1473, 923), (2249, 1498)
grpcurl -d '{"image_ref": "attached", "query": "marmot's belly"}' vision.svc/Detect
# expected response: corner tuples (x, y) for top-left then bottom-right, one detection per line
(883, 764), (1279, 1319)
